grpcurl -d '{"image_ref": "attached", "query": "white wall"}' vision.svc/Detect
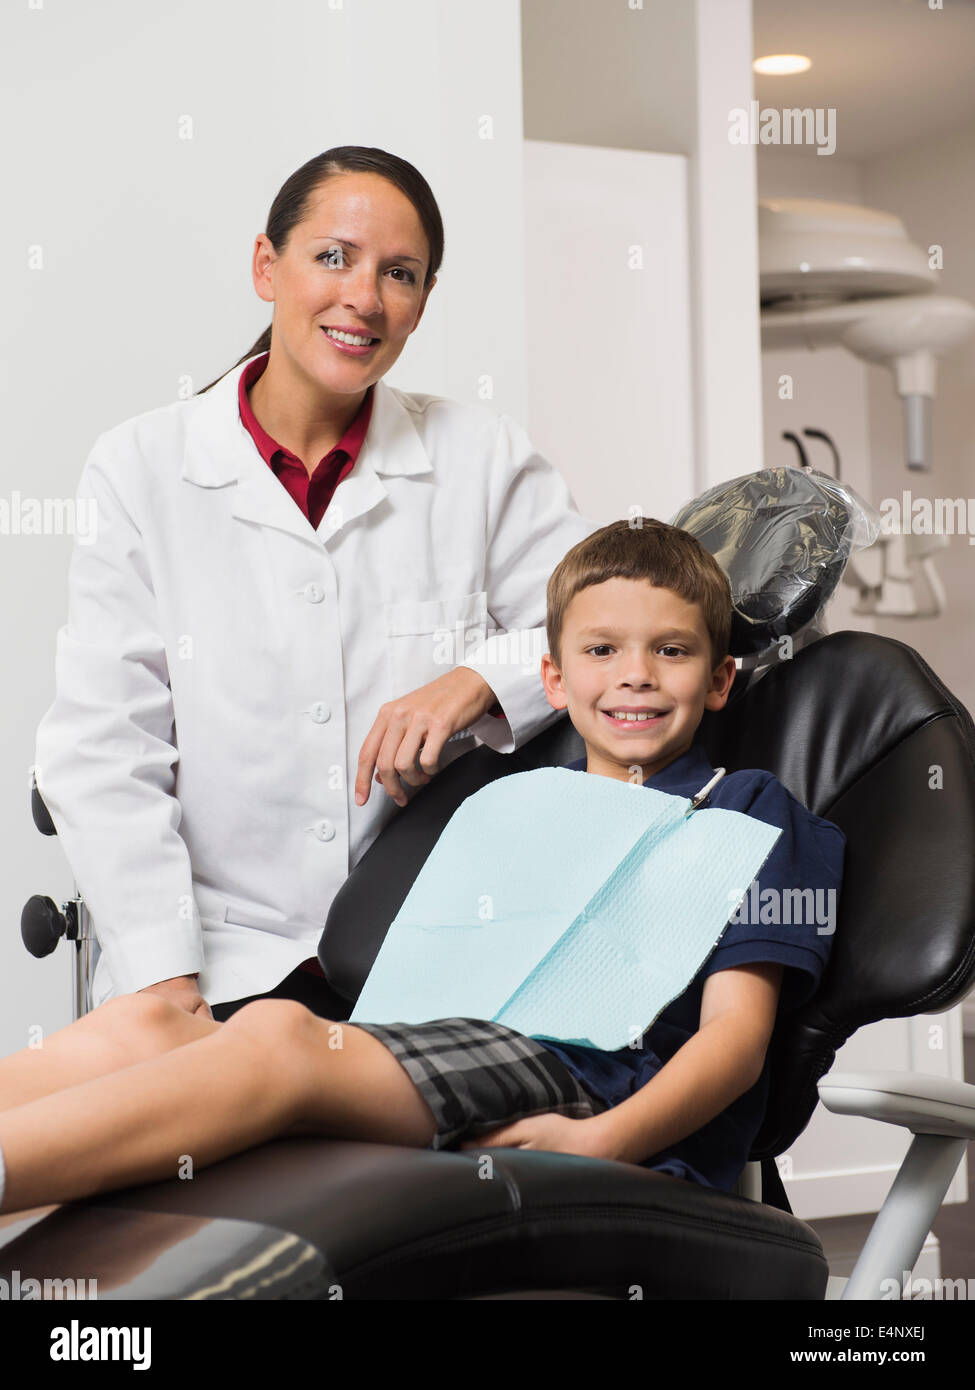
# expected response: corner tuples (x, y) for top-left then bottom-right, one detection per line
(688, 0), (764, 491)
(523, 141), (694, 527)
(862, 122), (975, 718)
(1, 0), (529, 1053)
(522, 0), (763, 496)
(521, 0), (697, 156)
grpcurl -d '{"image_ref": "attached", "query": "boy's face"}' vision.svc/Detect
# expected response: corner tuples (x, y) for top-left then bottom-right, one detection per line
(540, 577), (737, 783)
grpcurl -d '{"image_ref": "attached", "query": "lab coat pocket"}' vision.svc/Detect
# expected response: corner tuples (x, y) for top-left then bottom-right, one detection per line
(382, 589), (488, 699)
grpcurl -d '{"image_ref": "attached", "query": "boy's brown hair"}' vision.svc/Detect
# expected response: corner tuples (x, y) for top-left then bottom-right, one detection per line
(545, 518), (734, 672)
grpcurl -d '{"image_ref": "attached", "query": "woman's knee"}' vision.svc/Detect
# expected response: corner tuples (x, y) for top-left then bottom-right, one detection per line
(59, 992), (202, 1072)
(90, 992), (209, 1052)
(92, 992), (185, 1030)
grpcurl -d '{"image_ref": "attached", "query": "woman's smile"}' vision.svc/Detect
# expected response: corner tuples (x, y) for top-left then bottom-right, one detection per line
(321, 324), (381, 356)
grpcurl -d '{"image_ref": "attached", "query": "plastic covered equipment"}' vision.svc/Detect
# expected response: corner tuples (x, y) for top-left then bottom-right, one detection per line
(670, 466), (882, 662)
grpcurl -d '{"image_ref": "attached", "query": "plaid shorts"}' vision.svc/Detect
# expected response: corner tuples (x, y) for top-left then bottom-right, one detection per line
(351, 1017), (609, 1151)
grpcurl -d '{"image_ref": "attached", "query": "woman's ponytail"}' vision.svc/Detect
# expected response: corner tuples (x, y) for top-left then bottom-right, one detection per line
(196, 325), (272, 395)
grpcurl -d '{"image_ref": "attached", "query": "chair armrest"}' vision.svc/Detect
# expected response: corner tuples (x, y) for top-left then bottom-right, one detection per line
(818, 1070), (972, 1299)
(818, 1069), (975, 1139)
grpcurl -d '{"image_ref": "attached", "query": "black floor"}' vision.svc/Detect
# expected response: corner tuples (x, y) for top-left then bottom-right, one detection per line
(807, 1032), (975, 1281)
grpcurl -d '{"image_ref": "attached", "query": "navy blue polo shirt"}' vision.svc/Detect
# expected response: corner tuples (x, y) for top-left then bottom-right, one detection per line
(532, 741), (845, 1193)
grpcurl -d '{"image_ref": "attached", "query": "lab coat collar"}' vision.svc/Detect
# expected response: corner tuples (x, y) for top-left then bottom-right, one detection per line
(181, 357), (433, 542)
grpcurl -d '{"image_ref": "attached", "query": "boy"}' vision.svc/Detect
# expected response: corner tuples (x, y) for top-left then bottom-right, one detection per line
(490, 517), (843, 1189)
(354, 517), (845, 1191)
(0, 519), (843, 1213)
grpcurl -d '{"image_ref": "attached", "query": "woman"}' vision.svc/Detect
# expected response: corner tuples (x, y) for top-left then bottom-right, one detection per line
(33, 146), (594, 1023)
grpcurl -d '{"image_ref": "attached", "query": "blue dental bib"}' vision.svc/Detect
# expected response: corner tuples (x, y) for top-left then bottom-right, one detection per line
(350, 767), (781, 1050)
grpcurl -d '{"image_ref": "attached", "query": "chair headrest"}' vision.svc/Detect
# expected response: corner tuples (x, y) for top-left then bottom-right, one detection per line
(671, 466), (880, 657)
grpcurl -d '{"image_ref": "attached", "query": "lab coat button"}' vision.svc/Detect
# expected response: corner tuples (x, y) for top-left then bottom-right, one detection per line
(314, 819), (335, 841)
(309, 702), (331, 723)
(303, 583), (325, 604)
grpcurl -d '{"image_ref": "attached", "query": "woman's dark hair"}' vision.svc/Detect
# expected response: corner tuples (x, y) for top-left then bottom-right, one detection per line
(196, 146), (444, 394)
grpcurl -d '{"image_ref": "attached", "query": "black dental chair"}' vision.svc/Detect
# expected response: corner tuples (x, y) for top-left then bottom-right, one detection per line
(9, 474), (975, 1300)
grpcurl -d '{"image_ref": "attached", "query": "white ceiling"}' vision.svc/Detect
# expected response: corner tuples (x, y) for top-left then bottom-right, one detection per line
(753, 0), (975, 162)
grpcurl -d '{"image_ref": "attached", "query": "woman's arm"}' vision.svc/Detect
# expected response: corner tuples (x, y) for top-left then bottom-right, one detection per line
(34, 438), (207, 1004)
(353, 411), (594, 803)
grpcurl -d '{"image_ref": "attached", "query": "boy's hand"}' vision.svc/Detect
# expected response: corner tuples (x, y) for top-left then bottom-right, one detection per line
(458, 1112), (619, 1160)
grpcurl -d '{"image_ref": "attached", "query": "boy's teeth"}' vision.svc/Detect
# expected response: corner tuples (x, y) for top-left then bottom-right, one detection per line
(608, 710), (658, 720)
(325, 328), (374, 346)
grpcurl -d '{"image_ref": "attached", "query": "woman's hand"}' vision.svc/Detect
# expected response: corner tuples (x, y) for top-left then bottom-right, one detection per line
(355, 667), (502, 807)
(457, 1112), (621, 1161)
(138, 974), (213, 1019)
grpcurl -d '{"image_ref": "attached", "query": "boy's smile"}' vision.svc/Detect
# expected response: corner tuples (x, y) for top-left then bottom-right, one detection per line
(541, 577), (737, 784)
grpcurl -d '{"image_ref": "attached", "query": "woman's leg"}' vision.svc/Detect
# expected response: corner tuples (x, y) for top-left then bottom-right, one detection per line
(0, 994), (222, 1112)
(0, 1000), (437, 1216)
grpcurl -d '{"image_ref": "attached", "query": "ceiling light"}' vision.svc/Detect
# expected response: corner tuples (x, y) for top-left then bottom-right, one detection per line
(753, 54), (812, 76)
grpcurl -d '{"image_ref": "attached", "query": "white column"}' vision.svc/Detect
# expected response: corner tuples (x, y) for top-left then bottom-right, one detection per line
(687, 0), (764, 490)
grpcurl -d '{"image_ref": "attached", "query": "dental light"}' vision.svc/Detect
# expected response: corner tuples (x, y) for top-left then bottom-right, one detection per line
(758, 198), (975, 619)
(759, 198), (975, 473)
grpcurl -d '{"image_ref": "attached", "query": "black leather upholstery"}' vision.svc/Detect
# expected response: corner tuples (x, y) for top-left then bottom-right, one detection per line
(76, 1137), (830, 1299)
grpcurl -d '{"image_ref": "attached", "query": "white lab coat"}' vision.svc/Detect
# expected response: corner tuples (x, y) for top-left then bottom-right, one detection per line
(34, 358), (596, 1008)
